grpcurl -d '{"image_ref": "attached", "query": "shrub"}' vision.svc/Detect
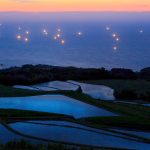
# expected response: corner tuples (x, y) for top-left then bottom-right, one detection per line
(114, 89), (138, 100)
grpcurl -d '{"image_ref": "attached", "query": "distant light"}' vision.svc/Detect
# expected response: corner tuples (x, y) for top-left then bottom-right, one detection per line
(43, 29), (46, 33)
(139, 30), (143, 33)
(0, 23), (2, 26)
(106, 27), (110, 31)
(116, 37), (120, 42)
(53, 36), (57, 40)
(24, 37), (29, 42)
(25, 31), (30, 35)
(16, 35), (21, 40)
(113, 46), (117, 51)
(112, 33), (117, 38)
(61, 39), (65, 45)
(43, 29), (48, 35)
(56, 33), (61, 38)
(45, 32), (48, 35)
(77, 32), (83, 36)
(18, 27), (22, 30)
(57, 28), (61, 32)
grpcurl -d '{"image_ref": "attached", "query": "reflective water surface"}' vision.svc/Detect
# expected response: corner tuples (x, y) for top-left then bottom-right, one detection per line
(0, 95), (117, 118)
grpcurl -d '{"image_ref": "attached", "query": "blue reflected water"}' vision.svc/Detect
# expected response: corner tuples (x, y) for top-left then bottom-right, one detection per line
(0, 124), (21, 143)
(10, 122), (150, 149)
(0, 95), (117, 118)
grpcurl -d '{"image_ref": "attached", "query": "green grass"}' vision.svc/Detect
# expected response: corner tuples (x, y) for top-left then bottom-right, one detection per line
(80, 79), (150, 94)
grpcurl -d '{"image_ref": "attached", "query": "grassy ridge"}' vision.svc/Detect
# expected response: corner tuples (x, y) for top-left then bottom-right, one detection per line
(0, 140), (127, 150)
(81, 79), (150, 93)
(81, 79), (150, 101)
(0, 85), (48, 97)
(0, 109), (74, 123)
(82, 116), (150, 131)
(64, 91), (150, 130)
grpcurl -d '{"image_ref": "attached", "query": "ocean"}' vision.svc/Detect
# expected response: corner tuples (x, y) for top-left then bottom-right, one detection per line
(0, 12), (150, 71)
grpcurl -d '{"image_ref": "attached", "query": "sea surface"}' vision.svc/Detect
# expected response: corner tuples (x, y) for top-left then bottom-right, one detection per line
(0, 13), (150, 71)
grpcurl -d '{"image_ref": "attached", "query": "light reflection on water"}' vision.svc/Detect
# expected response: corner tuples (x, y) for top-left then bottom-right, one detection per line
(0, 95), (117, 118)
(9, 122), (150, 150)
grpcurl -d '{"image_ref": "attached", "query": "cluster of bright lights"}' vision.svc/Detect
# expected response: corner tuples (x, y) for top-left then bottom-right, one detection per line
(16, 27), (30, 43)
(105, 26), (121, 51)
(53, 28), (65, 45)
(0, 23), (144, 49)
(13, 26), (84, 45)
(53, 28), (66, 45)
(113, 35), (120, 51)
(16, 35), (29, 42)
(112, 33), (120, 42)
(42, 28), (66, 45)
(53, 29), (59, 40)
(43, 29), (48, 36)
(16, 34), (29, 42)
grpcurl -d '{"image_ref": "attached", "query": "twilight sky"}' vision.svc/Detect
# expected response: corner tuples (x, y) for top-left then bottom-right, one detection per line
(0, 0), (150, 12)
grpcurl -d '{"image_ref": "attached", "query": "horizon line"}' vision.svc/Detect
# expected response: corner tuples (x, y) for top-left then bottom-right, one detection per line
(0, 11), (150, 13)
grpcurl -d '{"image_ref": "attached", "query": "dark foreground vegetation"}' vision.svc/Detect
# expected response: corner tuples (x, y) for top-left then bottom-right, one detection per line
(0, 84), (66, 97)
(0, 64), (150, 86)
(0, 141), (77, 150)
(114, 89), (150, 101)
(0, 141), (95, 150)
(0, 140), (127, 150)
(0, 109), (74, 123)
(0, 64), (150, 101)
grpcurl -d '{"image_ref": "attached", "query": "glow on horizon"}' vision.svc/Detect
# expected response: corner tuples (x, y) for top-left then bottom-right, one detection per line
(0, 0), (150, 12)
